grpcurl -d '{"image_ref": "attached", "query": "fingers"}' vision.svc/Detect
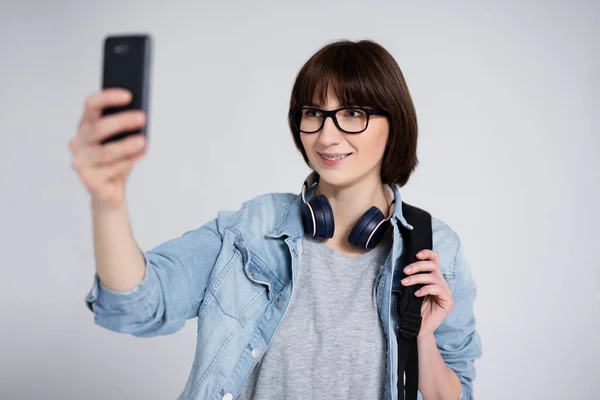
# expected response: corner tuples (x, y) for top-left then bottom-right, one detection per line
(414, 284), (447, 297)
(415, 285), (455, 310)
(416, 250), (439, 263)
(405, 250), (442, 277)
(81, 88), (132, 124)
(403, 260), (439, 275)
(401, 271), (444, 287)
(72, 134), (146, 170)
(73, 89), (144, 151)
(86, 110), (146, 144)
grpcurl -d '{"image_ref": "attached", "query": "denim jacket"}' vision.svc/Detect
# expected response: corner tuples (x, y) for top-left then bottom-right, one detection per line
(85, 185), (482, 400)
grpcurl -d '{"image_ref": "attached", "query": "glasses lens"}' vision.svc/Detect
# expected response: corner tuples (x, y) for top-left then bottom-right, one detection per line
(336, 108), (367, 133)
(299, 108), (323, 133)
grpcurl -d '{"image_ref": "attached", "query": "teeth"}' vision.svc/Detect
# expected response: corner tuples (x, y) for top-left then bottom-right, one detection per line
(320, 153), (348, 161)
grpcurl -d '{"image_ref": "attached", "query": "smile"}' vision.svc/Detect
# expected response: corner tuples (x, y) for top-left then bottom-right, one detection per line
(318, 152), (352, 161)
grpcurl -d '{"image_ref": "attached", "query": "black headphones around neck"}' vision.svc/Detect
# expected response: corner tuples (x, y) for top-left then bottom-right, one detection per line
(300, 172), (395, 250)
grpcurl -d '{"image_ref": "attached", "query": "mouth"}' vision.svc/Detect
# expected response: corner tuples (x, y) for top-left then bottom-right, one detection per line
(318, 152), (353, 161)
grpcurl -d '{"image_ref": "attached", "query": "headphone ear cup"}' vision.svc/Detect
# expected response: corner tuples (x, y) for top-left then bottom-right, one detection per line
(301, 201), (316, 237)
(348, 206), (387, 250)
(365, 219), (389, 250)
(312, 195), (335, 240)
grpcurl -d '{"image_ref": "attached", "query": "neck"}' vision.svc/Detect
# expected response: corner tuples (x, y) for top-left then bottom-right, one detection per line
(315, 174), (391, 248)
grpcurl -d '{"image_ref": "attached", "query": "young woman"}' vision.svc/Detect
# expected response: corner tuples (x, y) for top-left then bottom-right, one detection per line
(70, 39), (482, 400)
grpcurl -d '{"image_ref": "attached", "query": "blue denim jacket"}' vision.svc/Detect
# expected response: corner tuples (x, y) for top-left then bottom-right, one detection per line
(85, 185), (482, 400)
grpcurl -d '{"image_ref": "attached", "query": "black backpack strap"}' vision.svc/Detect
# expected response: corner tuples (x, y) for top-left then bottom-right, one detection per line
(393, 202), (432, 400)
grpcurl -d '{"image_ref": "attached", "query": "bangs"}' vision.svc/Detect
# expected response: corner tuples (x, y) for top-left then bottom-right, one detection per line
(290, 42), (389, 110)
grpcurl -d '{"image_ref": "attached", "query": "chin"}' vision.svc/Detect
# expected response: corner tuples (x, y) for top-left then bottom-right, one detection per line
(313, 168), (360, 189)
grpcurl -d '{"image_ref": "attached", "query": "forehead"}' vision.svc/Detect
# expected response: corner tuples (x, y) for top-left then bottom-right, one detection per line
(309, 83), (344, 107)
(310, 98), (343, 108)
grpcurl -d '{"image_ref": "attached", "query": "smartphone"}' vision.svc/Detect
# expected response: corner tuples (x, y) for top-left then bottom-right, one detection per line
(101, 34), (152, 144)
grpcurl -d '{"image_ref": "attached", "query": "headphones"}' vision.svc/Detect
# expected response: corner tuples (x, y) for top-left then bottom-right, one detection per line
(300, 172), (396, 250)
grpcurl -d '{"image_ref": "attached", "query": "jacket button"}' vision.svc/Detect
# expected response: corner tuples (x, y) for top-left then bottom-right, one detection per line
(251, 348), (261, 358)
(222, 393), (233, 400)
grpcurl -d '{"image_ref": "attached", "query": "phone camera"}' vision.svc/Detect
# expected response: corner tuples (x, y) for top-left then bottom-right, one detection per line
(114, 43), (129, 54)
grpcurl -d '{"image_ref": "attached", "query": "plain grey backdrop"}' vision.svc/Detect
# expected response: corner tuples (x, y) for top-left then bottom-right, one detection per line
(0, 1), (598, 399)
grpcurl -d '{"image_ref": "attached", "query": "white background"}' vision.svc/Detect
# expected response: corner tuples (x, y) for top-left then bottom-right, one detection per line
(0, 1), (598, 399)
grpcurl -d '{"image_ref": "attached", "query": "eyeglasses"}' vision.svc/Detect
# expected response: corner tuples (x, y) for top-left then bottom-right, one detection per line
(289, 106), (389, 134)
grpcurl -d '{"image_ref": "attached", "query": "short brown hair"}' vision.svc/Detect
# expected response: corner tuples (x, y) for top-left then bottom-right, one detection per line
(288, 39), (419, 187)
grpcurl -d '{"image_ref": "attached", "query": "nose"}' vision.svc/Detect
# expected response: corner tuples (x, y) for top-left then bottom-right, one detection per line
(317, 116), (343, 146)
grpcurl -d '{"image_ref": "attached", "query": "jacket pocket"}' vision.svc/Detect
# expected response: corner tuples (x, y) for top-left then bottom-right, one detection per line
(210, 236), (277, 325)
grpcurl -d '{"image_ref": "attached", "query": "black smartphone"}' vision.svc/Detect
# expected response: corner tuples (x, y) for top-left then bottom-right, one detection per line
(101, 34), (152, 144)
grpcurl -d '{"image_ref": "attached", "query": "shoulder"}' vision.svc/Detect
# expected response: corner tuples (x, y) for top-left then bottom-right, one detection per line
(213, 191), (300, 235)
(428, 215), (463, 279)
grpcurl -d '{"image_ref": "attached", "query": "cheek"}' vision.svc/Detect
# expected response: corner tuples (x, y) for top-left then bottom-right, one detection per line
(300, 134), (315, 154)
(370, 123), (390, 158)
(356, 130), (388, 160)
(378, 133), (389, 156)
(300, 136), (308, 154)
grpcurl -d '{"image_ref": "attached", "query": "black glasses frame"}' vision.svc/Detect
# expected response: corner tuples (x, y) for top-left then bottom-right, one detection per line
(289, 106), (389, 134)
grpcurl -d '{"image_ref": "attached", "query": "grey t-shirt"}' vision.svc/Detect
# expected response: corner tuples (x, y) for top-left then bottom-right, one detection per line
(238, 232), (392, 399)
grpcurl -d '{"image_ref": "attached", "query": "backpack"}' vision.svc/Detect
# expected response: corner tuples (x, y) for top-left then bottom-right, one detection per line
(393, 202), (433, 400)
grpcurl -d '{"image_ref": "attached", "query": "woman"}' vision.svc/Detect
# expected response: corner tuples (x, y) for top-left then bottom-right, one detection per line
(70, 39), (482, 400)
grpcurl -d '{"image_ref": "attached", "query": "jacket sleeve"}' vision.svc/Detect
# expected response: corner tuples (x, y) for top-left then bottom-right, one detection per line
(84, 218), (223, 337)
(434, 239), (483, 399)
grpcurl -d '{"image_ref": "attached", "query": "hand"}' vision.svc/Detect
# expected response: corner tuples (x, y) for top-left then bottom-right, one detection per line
(401, 250), (455, 342)
(69, 88), (148, 210)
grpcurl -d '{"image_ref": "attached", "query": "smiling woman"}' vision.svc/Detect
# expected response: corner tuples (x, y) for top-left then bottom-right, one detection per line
(72, 38), (481, 400)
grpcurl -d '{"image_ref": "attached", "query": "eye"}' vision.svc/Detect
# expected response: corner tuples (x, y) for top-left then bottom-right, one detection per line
(302, 108), (322, 118)
(342, 108), (366, 118)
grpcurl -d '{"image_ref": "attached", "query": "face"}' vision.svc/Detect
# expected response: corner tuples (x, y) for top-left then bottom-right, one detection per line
(300, 85), (390, 189)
